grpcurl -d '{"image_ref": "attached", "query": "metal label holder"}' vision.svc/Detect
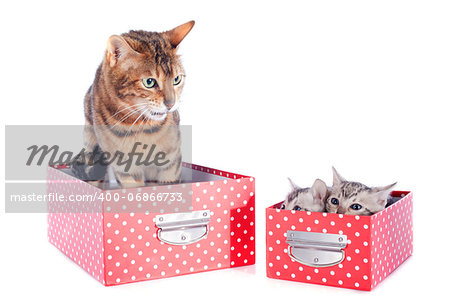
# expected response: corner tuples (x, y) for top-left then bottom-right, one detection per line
(155, 210), (211, 245)
(286, 230), (348, 267)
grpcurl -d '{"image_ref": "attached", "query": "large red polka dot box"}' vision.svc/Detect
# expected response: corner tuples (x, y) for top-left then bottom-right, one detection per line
(47, 163), (255, 285)
(265, 191), (413, 291)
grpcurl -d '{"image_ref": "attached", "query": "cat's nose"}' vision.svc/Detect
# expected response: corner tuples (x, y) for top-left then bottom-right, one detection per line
(164, 100), (175, 110)
(162, 83), (176, 110)
(163, 93), (175, 110)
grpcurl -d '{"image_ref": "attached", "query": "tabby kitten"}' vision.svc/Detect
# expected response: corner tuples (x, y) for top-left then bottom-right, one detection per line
(280, 178), (329, 212)
(326, 167), (396, 215)
(73, 21), (195, 187)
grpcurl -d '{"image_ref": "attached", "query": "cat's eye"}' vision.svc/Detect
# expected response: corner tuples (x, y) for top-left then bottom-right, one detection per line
(142, 78), (157, 88)
(293, 206), (302, 211)
(331, 198), (339, 205)
(280, 204), (286, 209)
(350, 204), (362, 210)
(173, 75), (182, 85)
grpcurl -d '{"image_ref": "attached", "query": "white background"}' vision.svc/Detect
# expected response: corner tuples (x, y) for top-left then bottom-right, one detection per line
(1, 0), (449, 298)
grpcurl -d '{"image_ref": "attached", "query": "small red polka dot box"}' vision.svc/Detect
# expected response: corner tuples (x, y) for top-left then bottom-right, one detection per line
(47, 163), (255, 285)
(265, 191), (413, 291)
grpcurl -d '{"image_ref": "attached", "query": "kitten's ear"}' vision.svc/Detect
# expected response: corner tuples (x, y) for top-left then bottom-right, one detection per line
(165, 20), (195, 48)
(288, 177), (299, 190)
(106, 35), (138, 67)
(372, 182), (397, 206)
(311, 179), (328, 204)
(332, 167), (346, 186)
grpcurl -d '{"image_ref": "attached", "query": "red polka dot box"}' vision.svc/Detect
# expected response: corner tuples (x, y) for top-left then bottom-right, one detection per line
(47, 163), (255, 285)
(265, 191), (413, 291)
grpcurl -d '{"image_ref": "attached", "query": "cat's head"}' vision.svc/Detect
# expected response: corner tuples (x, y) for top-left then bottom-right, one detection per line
(280, 178), (329, 212)
(103, 21), (195, 121)
(326, 167), (396, 215)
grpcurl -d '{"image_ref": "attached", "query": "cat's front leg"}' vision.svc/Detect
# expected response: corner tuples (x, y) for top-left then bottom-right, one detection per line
(113, 168), (145, 188)
(144, 154), (181, 184)
(71, 125), (107, 181)
(154, 153), (182, 184)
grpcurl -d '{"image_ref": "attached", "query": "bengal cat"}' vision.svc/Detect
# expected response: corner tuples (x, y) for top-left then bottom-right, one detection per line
(280, 178), (329, 212)
(326, 167), (397, 215)
(72, 21), (195, 188)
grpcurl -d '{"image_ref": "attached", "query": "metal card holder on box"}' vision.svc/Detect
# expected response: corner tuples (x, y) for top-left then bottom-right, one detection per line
(286, 231), (347, 267)
(155, 210), (211, 245)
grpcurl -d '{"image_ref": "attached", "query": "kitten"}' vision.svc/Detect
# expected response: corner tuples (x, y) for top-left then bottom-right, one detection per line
(72, 21), (195, 187)
(326, 167), (396, 215)
(280, 178), (329, 212)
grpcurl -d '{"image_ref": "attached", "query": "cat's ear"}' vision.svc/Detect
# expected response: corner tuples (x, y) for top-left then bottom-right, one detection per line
(165, 20), (195, 48)
(371, 182), (397, 207)
(311, 179), (328, 204)
(106, 35), (139, 67)
(288, 177), (300, 190)
(332, 167), (346, 186)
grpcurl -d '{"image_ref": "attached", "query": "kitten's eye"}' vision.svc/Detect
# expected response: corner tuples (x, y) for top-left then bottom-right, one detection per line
(330, 198), (339, 205)
(142, 78), (157, 88)
(280, 204), (286, 209)
(293, 206), (302, 211)
(350, 204), (362, 210)
(173, 75), (182, 86)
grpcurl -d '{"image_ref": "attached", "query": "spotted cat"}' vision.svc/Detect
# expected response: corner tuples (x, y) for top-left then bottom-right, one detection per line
(280, 178), (329, 212)
(326, 167), (396, 215)
(72, 21), (195, 187)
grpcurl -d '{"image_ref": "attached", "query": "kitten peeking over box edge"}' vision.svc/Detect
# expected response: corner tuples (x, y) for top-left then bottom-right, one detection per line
(281, 167), (398, 216)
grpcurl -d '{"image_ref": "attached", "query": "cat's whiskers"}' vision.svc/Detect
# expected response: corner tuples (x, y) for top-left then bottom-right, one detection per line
(121, 107), (147, 137)
(136, 109), (150, 133)
(110, 106), (147, 129)
(117, 106), (151, 150)
(126, 107), (149, 136)
(105, 103), (147, 123)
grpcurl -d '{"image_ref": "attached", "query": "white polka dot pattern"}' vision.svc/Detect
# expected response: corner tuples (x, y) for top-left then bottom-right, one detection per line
(370, 191), (413, 290)
(47, 163), (255, 285)
(266, 191), (413, 291)
(47, 166), (105, 284)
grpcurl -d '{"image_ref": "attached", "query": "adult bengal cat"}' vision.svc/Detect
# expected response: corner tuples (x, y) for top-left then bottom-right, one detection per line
(73, 21), (195, 188)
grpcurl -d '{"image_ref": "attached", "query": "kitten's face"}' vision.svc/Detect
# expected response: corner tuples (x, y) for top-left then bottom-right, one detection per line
(326, 167), (396, 216)
(281, 179), (328, 212)
(104, 21), (194, 122)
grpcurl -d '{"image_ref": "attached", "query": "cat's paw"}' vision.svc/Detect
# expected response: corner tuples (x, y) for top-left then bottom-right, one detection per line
(119, 180), (145, 189)
(156, 175), (181, 185)
(157, 180), (181, 185)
